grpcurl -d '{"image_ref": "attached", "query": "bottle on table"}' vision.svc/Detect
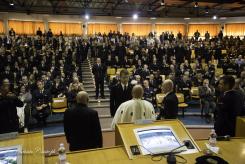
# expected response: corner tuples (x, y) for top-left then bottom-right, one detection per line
(58, 143), (67, 164)
(209, 129), (217, 147)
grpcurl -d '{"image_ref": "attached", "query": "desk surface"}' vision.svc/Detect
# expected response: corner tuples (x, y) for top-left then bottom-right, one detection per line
(46, 138), (245, 164)
(0, 131), (44, 164)
(236, 117), (245, 137)
(115, 120), (200, 159)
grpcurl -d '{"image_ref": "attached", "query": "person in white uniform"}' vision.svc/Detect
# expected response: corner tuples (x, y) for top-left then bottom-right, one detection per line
(111, 85), (156, 129)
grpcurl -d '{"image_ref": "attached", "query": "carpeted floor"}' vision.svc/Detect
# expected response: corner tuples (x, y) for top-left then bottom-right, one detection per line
(30, 107), (214, 135)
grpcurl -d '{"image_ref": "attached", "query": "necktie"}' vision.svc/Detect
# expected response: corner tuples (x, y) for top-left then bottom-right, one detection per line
(124, 85), (127, 92)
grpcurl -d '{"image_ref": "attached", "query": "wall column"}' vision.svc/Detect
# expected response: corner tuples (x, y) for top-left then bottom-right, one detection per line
(186, 23), (189, 38)
(152, 23), (155, 34)
(43, 17), (49, 32)
(3, 15), (8, 35)
(119, 23), (122, 33)
(83, 22), (88, 35)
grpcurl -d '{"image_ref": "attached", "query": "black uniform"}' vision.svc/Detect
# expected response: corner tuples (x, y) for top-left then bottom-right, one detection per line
(92, 64), (106, 98)
(110, 83), (132, 117)
(0, 94), (23, 134)
(64, 103), (102, 151)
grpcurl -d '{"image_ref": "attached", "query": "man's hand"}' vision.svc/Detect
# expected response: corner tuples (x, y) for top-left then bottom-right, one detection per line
(42, 104), (47, 108)
(36, 106), (42, 110)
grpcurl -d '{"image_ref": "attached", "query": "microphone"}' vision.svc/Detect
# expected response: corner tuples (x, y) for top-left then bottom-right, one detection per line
(216, 135), (230, 141)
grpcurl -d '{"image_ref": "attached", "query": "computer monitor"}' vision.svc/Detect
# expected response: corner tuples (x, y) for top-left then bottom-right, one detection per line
(0, 145), (22, 164)
(134, 126), (187, 155)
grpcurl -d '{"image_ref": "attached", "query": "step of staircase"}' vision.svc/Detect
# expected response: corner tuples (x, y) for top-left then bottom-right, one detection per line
(99, 117), (113, 129)
(89, 101), (109, 106)
(88, 93), (110, 97)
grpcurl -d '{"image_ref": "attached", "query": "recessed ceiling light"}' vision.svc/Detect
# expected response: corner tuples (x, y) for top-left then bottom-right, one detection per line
(220, 17), (227, 20)
(184, 17), (191, 20)
(9, 3), (14, 6)
(194, 1), (198, 8)
(133, 14), (138, 20)
(85, 14), (90, 20)
(150, 17), (157, 20)
(116, 16), (122, 19)
(161, 0), (165, 6)
(213, 15), (217, 20)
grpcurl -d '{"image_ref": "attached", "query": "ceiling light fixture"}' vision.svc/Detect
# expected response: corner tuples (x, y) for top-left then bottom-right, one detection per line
(133, 13), (138, 20)
(150, 17), (157, 20)
(194, 1), (198, 8)
(213, 15), (217, 20)
(184, 17), (191, 20)
(220, 17), (227, 20)
(205, 6), (209, 14)
(85, 14), (90, 20)
(161, 0), (165, 6)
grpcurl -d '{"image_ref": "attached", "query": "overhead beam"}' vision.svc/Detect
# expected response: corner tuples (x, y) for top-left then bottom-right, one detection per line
(102, 0), (111, 11)
(111, 0), (124, 14)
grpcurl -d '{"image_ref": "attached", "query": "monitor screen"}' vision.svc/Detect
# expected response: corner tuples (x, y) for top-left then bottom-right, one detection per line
(134, 126), (184, 155)
(0, 145), (22, 164)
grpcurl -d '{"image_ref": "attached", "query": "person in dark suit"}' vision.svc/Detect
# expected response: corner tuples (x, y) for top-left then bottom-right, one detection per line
(215, 75), (244, 136)
(157, 79), (178, 120)
(92, 58), (106, 99)
(9, 28), (15, 37)
(0, 79), (23, 134)
(32, 80), (51, 126)
(110, 69), (132, 117)
(36, 27), (43, 37)
(64, 91), (102, 151)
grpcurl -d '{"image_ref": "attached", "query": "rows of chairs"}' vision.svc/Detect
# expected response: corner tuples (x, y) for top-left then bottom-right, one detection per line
(156, 87), (201, 117)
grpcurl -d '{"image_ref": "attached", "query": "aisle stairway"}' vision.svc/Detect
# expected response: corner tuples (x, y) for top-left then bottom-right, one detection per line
(81, 59), (113, 129)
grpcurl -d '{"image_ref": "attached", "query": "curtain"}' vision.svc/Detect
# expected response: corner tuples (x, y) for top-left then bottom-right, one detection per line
(0, 21), (4, 34)
(188, 24), (220, 37)
(87, 23), (118, 35)
(155, 24), (185, 36)
(122, 24), (152, 36)
(8, 20), (44, 35)
(225, 23), (245, 36)
(48, 22), (82, 35)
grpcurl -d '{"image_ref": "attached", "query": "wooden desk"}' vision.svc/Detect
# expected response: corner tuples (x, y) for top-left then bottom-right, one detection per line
(236, 117), (245, 137)
(46, 138), (245, 164)
(115, 120), (200, 159)
(0, 131), (45, 164)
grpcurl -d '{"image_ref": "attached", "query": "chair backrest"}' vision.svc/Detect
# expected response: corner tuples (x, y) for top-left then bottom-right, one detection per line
(191, 50), (195, 59)
(52, 97), (67, 109)
(116, 68), (123, 74)
(176, 93), (185, 103)
(191, 87), (199, 96)
(160, 75), (165, 81)
(156, 93), (165, 106)
(127, 67), (134, 75)
(215, 68), (223, 77)
(190, 63), (196, 69)
(107, 68), (116, 75)
(221, 49), (227, 54)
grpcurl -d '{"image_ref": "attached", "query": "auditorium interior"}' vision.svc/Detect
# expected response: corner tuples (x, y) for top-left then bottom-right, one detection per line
(0, 0), (245, 163)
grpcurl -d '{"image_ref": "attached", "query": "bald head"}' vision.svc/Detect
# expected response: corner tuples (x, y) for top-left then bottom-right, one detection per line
(76, 91), (89, 105)
(132, 85), (144, 99)
(162, 79), (174, 94)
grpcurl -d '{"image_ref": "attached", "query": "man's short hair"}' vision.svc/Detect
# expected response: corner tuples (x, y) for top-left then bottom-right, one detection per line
(221, 75), (235, 90)
(120, 69), (129, 77)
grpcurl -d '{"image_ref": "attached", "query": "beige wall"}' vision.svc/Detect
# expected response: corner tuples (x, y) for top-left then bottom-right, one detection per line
(44, 127), (211, 156)
(1, 12), (245, 35)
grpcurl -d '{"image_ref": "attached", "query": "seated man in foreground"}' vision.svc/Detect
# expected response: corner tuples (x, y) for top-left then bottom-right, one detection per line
(64, 91), (102, 151)
(157, 79), (178, 120)
(111, 85), (156, 129)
